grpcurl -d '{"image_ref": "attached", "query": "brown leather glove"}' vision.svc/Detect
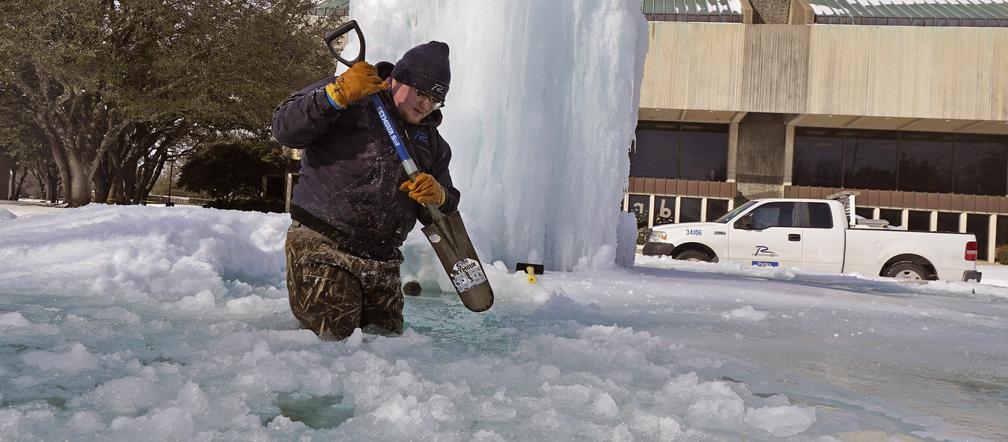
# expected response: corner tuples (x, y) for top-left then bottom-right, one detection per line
(399, 173), (445, 206)
(324, 62), (387, 108)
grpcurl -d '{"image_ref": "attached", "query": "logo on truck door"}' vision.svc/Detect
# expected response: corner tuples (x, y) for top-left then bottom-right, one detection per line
(753, 246), (777, 257)
(751, 261), (780, 267)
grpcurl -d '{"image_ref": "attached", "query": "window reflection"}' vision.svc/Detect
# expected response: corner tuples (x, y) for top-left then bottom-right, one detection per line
(627, 194), (651, 229)
(807, 203), (833, 228)
(937, 212), (960, 233)
(630, 128), (677, 179)
(844, 131), (898, 190)
(794, 128), (843, 187)
(907, 210), (931, 232)
(879, 209), (903, 229)
(748, 202), (798, 229)
(794, 129), (1008, 197)
(680, 124), (728, 181)
(706, 199), (730, 221)
(630, 123), (728, 181)
(898, 132), (953, 193)
(679, 197), (703, 223)
(955, 134), (1007, 195)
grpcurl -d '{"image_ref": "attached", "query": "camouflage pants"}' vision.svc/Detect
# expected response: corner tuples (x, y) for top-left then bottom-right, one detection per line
(284, 223), (404, 340)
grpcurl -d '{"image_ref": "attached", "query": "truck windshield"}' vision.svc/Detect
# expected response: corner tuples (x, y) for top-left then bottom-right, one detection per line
(714, 200), (757, 224)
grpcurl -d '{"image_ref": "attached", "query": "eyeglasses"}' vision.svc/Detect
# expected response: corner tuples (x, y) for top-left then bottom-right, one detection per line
(415, 88), (445, 110)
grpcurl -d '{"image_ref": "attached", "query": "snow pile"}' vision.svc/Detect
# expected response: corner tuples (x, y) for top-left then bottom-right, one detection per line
(347, 0), (648, 271)
(0, 208), (16, 220)
(0, 204), (289, 307)
(0, 205), (829, 440)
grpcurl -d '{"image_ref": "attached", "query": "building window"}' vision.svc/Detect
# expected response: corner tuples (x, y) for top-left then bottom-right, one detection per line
(627, 194), (651, 229)
(680, 197), (703, 223)
(653, 196), (676, 226)
(907, 210), (931, 232)
(954, 134), (1008, 196)
(898, 132), (953, 193)
(679, 124), (728, 181)
(793, 128), (1008, 196)
(793, 128), (843, 187)
(630, 122), (728, 181)
(879, 208), (903, 228)
(996, 216), (1008, 262)
(937, 212), (960, 233)
(706, 199), (730, 221)
(630, 126), (678, 179)
(844, 131), (898, 190)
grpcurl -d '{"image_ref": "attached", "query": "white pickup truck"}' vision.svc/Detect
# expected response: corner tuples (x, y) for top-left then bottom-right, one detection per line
(642, 194), (982, 282)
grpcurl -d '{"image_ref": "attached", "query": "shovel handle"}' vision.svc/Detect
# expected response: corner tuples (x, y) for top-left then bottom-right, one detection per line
(325, 20), (365, 67)
(369, 93), (418, 173)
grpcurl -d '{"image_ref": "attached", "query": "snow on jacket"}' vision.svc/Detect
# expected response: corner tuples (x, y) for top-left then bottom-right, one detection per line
(271, 75), (460, 261)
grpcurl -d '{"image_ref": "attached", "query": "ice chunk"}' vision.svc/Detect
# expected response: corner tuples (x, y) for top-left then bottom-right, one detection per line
(175, 290), (216, 311)
(722, 305), (769, 321)
(591, 392), (620, 418)
(22, 343), (99, 373)
(744, 405), (816, 437)
(0, 312), (32, 327)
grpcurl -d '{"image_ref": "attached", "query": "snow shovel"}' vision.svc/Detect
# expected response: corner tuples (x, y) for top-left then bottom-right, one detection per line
(325, 21), (494, 312)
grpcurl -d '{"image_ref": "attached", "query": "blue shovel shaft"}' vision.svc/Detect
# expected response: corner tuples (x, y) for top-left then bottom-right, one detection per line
(369, 94), (444, 221)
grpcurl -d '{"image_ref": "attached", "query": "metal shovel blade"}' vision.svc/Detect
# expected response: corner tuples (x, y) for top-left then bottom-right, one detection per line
(421, 211), (494, 312)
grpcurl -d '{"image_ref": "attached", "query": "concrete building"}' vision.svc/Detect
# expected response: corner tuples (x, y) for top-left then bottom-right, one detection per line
(626, 0), (1008, 262)
(316, 0), (349, 16)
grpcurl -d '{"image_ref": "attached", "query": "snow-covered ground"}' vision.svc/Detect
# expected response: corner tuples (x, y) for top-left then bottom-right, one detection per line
(1, 202), (1005, 441)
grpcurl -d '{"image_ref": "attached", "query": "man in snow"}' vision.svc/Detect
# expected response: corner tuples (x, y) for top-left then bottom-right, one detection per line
(271, 41), (459, 340)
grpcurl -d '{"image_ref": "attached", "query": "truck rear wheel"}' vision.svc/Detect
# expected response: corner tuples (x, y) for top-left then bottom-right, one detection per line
(883, 262), (930, 281)
(675, 249), (713, 262)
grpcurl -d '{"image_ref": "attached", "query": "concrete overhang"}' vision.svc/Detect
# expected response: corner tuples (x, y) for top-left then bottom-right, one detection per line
(639, 108), (748, 124)
(787, 114), (1008, 135)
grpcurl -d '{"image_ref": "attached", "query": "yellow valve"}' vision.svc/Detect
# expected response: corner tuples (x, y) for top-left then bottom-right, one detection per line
(516, 262), (542, 284)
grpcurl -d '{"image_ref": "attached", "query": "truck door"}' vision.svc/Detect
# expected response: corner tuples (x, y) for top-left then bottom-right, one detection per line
(800, 202), (845, 272)
(728, 201), (803, 269)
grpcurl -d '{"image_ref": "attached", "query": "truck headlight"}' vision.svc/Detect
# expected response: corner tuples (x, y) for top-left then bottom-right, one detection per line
(650, 231), (667, 241)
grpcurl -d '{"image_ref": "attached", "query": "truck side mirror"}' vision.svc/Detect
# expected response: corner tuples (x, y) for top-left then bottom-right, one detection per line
(735, 214), (753, 230)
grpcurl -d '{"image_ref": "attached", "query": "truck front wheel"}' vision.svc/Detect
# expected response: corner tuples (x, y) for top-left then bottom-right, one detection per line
(675, 249), (713, 262)
(883, 262), (930, 281)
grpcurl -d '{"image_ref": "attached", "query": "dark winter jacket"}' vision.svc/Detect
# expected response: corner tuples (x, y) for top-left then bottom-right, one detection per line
(271, 75), (460, 261)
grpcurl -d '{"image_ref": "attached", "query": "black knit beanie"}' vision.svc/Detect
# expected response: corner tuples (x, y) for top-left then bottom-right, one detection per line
(391, 41), (451, 103)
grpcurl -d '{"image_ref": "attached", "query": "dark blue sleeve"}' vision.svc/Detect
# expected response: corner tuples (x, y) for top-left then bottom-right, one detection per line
(271, 78), (343, 147)
(432, 132), (460, 215)
(416, 130), (460, 225)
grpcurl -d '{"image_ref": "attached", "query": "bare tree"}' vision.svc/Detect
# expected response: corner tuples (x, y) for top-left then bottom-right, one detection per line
(1, 0), (337, 206)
